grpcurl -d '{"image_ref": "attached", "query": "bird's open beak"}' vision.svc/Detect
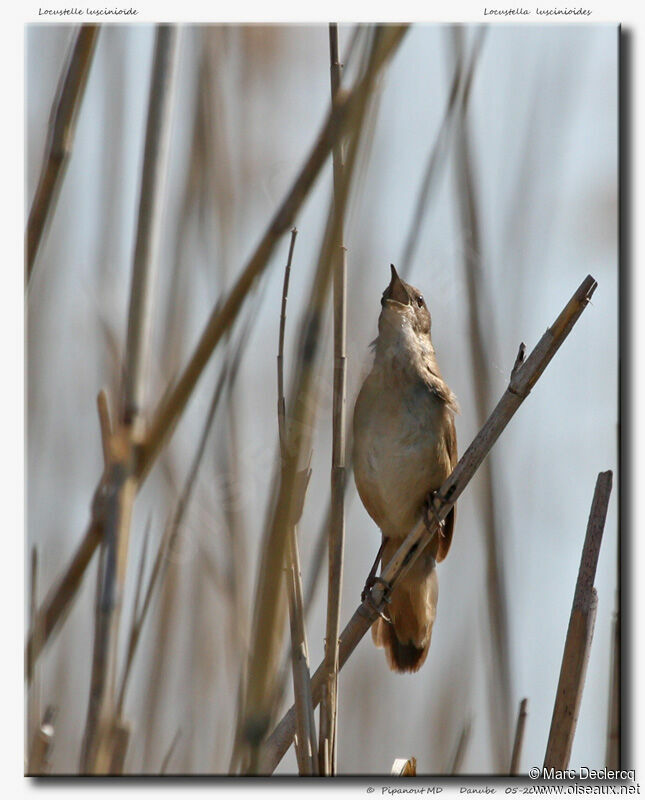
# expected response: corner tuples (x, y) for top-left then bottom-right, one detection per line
(381, 264), (410, 306)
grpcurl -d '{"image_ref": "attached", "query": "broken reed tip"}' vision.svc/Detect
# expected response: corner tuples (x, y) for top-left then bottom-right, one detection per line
(581, 274), (598, 300)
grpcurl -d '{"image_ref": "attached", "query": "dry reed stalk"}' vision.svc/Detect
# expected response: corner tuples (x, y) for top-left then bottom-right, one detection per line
(25, 396), (111, 686)
(25, 520), (101, 684)
(448, 719), (472, 774)
(277, 229), (298, 452)
(605, 489), (620, 770)
(24, 28), (408, 683)
(276, 229), (318, 775)
(139, 300), (257, 771)
(26, 25), (99, 284)
(27, 548), (40, 748)
(450, 25), (512, 769)
(271, 434), (355, 723)
(97, 389), (112, 465)
(319, 22), (348, 776)
(605, 607), (620, 768)
(186, 35), (250, 680)
(391, 757), (417, 776)
(399, 26), (486, 278)
(241, 28), (402, 774)
(286, 524), (318, 775)
(140, 304), (258, 770)
(121, 26), (180, 426)
(115, 520), (162, 717)
(304, 427), (354, 616)
(108, 720), (130, 774)
(160, 729), (182, 774)
(115, 318), (251, 719)
(79, 25), (180, 774)
(140, 531), (178, 771)
(509, 698), (528, 774)
(544, 470), (613, 771)
(260, 274), (598, 773)
(26, 705), (57, 775)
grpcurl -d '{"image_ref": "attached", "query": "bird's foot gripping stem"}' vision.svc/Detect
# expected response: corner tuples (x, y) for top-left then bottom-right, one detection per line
(424, 490), (446, 537)
(361, 576), (392, 622)
(361, 537), (392, 621)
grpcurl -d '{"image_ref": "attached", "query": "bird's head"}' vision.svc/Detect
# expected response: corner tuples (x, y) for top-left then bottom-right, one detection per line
(378, 264), (432, 342)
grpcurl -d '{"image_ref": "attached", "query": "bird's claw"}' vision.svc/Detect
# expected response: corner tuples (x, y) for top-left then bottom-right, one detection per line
(361, 576), (392, 622)
(424, 490), (446, 537)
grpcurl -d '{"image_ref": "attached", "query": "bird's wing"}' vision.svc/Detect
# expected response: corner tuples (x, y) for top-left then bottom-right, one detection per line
(436, 412), (457, 563)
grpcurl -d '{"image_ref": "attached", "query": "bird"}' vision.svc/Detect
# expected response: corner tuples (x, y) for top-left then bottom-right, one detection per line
(352, 264), (458, 673)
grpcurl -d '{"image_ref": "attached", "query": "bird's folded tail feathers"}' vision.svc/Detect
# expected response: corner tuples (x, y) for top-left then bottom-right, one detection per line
(372, 616), (431, 673)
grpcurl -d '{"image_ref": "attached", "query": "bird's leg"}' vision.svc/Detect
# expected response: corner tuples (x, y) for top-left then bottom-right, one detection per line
(361, 538), (392, 618)
(361, 537), (387, 598)
(424, 490), (446, 538)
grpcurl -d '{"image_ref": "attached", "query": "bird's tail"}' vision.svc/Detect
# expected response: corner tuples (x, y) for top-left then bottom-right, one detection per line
(371, 545), (439, 673)
(372, 616), (431, 672)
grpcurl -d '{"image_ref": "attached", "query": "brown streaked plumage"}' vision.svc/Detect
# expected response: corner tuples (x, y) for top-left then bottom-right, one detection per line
(353, 264), (458, 673)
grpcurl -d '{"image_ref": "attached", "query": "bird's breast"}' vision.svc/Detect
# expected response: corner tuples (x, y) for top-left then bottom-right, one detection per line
(353, 372), (452, 539)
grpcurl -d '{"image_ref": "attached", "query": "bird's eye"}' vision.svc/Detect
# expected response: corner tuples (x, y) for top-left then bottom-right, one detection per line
(416, 295), (424, 307)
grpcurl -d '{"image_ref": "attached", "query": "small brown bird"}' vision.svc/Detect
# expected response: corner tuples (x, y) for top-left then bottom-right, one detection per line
(353, 265), (458, 673)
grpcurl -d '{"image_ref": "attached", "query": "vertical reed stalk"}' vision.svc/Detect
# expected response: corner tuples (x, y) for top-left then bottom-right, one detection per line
(319, 22), (347, 776)
(448, 719), (472, 774)
(509, 698), (528, 774)
(27, 706), (57, 774)
(79, 25), (180, 773)
(605, 497), (620, 769)
(450, 25), (511, 769)
(160, 729), (182, 773)
(26, 25), (99, 284)
(108, 720), (130, 774)
(241, 27), (403, 773)
(276, 229), (318, 775)
(399, 27), (485, 278)
(544, 470), (613, 770)
(27, 548), (40, 748)
(286, 523), (319, 774)
(605, 606), (620, 768)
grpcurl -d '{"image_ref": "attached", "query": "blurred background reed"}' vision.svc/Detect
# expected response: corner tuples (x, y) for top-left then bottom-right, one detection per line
(25, 23), (618, 774)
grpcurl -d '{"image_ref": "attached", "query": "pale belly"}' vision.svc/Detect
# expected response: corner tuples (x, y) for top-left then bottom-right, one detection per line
(353, 376), (452, 540)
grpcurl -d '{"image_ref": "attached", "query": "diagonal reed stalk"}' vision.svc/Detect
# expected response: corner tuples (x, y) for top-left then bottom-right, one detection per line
(544, 470), (613, 770)
(26, 24), (99, 285)
(24, 26), (408, 684)
(260, 274), (598, 773)
(319, 22), (348, 777)
(78, 25), (180, 774)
